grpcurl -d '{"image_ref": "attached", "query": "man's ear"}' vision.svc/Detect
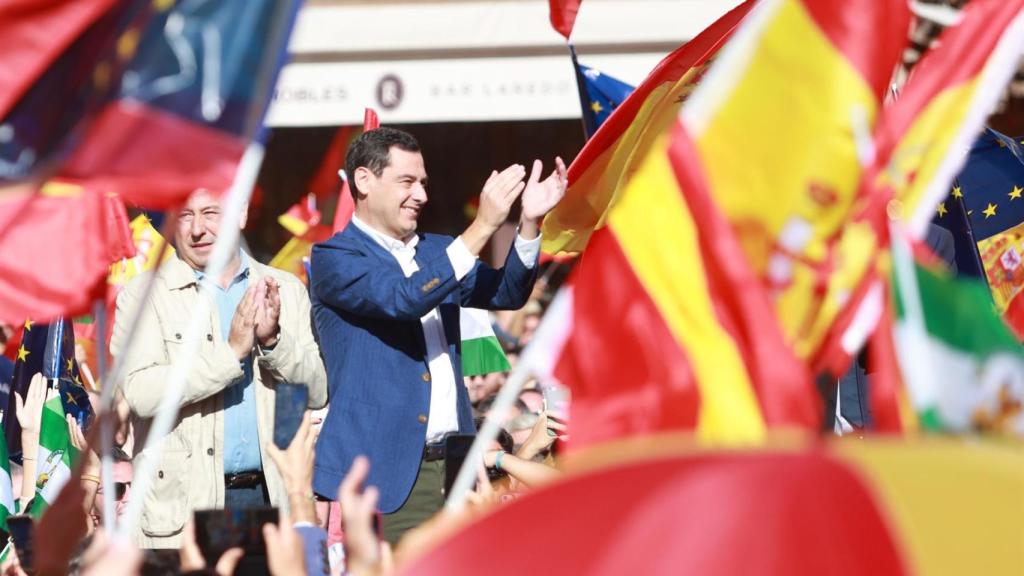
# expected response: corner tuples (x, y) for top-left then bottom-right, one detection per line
(352, 166), (374, 200)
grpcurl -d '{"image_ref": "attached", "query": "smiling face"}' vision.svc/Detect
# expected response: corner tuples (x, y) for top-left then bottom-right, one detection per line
(353, 146), (428, 242)
(174, 189), (247, 271)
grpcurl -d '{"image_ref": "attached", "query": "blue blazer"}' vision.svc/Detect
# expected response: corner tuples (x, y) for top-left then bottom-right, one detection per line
(309, 224), (537, 512)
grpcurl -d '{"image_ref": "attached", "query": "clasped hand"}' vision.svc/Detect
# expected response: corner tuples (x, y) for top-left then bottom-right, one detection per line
(228, 277), (281, 360)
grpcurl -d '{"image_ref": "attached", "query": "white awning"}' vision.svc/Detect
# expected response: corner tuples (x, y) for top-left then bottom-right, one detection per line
(266, 0), (740, 126)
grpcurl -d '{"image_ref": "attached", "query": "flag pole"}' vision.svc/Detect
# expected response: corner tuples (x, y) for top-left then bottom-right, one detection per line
(115, 140), (265, 541)
(567, 43), (597, 140)
(446, 289), (572, 510)
(114, 0), (301, 541)
(93, 298), (115, 533)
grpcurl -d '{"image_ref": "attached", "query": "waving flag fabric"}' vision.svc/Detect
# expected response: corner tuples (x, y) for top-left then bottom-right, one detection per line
(30, 394), (78, 516)
(0, 182), (133, 325)
(680, 0), (910, 369)
(0, 0), (119, 122)
(874, 0), (1024, 237)
(4, 319), (89, 463)
(0, 433), (13, 531)
(548, 0), (582, 40)
(892, 241), (1024, 436)
(0, 0), (300, 209)
(541, 0), (755, 255)
(526, 125), (818, 448)
(569, 49), (635, 139)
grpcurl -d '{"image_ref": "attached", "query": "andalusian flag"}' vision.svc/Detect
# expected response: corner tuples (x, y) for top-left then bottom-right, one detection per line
(874, 0), (1024, 237)
(0, 432), (15, 530)
(30, 395), (77, 516)
(892, 239), (1024, 436)
(680, 0), (911, 369)
(460, 308), (510, 377)
(525, 125), (819, 448)
(541, 0), (754, 255)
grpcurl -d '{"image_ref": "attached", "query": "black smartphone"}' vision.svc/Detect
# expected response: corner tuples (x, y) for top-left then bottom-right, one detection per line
(194, 507), (278, 575)
(7, 515), (34, 574)
(273, 383), (309, 450)
(442, 434), (476, 496)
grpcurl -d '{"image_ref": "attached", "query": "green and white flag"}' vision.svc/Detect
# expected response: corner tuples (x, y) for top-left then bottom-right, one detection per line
(893, 243), (1024, 436)
(30, 395), (78, 516)
(0, 429), (14, 530)
(460, 307), (511, 376)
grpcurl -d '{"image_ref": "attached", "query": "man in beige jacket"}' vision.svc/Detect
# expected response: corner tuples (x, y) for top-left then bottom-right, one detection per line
(111, 189), (327, 548)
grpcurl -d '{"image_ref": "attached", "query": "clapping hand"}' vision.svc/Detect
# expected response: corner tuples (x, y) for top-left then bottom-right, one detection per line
(520, 157), (568, 233)
(255, 277), (282, 348)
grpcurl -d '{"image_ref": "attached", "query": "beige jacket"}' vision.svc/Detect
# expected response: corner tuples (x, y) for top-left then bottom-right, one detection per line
(111, 254), (327, 549)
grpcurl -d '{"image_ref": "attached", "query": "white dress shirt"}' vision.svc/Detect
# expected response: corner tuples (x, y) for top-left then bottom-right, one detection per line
(351, 215), (540, 442)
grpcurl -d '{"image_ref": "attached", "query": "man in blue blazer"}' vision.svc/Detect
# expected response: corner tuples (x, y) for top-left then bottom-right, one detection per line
(309, 127), (566, 544)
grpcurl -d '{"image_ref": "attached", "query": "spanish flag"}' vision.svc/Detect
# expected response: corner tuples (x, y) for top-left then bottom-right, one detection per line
(540, 0), (755, 255)
(527, 123), (819, 448)
(872, 0), (1024, 236)
(680, 0), (910, 367)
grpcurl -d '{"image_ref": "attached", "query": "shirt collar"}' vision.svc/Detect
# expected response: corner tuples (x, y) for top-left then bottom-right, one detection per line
(351, 214), (419, 254)
(193, 249), (250, 286)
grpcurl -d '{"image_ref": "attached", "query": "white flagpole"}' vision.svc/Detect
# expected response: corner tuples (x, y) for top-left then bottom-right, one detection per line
(115, 141), (265, 541)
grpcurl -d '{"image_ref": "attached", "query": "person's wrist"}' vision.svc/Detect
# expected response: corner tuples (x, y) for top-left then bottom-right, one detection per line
(230, 341), (250, 361)
(494, 450), (506, 471)
(259, 330), (280, 349)
(518, 216), (540, 239)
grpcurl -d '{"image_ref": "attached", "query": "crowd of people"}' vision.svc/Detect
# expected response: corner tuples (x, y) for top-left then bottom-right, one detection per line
(0, 127), (570, 575)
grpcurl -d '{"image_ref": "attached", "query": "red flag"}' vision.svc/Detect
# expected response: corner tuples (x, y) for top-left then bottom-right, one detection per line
(0, 181), (130, 325)
(403, 451), (907, 575)
(0, 0), (118, 120)
(548, 0), (582, 39)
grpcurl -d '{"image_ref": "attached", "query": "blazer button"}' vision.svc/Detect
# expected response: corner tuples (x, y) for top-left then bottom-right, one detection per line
(417, 414), (427, 424)
(158, 471), (164, 479)
(175, 333), (182, 340)
(421, 372), (431, 382)
(207, 333), (213, 342)
(206, 448), (214, 456)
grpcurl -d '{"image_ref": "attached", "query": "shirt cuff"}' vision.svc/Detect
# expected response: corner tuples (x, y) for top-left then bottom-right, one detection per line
(514, 232), (541, 269)
(447, 237), (477, 280)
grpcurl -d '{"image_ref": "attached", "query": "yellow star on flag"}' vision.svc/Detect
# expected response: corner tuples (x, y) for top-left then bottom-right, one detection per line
(17, 345), (28, 362)
(23, 319), (33, 331)
(952, 186), (963, 199)
(66, 358), (74, 373)
(983, 203), (998, 219)
(936, 202), (948, 217)
(1010, 186), (1023, 200)
(65, 392), (78, 406)
(590, 101), (603, 114)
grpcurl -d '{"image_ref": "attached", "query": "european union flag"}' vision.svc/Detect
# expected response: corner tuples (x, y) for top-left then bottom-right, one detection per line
(0, 0), (300, 209)
(932, 128), (1024, 315)
(3, 319), (93, 464)
(569, 46), (635, 139)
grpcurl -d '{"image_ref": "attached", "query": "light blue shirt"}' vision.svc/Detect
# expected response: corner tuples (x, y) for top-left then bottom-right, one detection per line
(196, 251), (262, 474)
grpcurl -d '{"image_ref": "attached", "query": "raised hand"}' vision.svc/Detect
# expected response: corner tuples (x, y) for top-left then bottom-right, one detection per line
(475, 164), (527, 232)
(228, 285), (258, 360)
(520, 157), (567, 231)
(15, 373), (46, 437)
(338, 456), (386, 576)
(255, 277), (282, 348)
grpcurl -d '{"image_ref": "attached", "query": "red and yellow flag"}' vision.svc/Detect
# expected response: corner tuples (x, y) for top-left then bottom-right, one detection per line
(532, 123), (818, 447)
(679, 0), (910, 367)
(872, 0), (1024, 236)
(540, 0), (755, 255)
